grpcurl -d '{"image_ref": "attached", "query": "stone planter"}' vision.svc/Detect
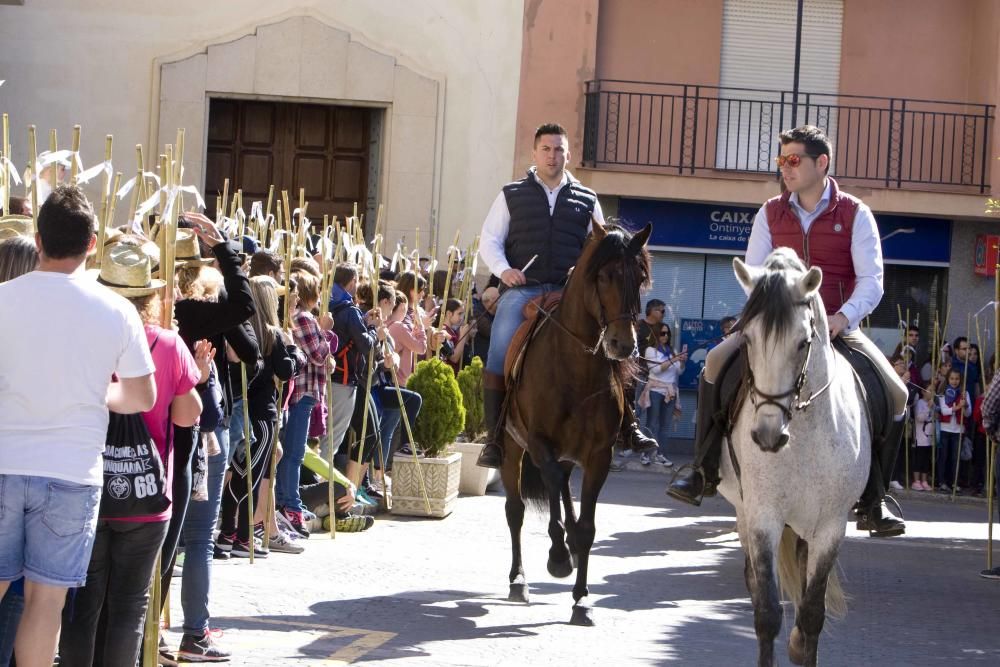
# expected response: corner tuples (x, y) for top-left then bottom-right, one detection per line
(452, 441), (500, 496)
(391, 451), (461, 517)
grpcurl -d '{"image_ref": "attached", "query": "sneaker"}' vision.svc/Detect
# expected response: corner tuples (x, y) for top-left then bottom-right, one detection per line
(231, 537), (268, 559)
(640, 453), (652, 466)
(177, 628), (232, 662)
(654, 453), (673, 467)
(889, 480), (904, 491)
(268, 529), (305, 554)
(302, 508), (318, 522)
(213, 532), (235, 560)
(335, 514), (375, 532)
(979, 566), (1000, 580)
(277, 507), (310, 538)
(609, 461), (625, 472)
(158, 635), (179, 665)
(355, 489), (378, 506)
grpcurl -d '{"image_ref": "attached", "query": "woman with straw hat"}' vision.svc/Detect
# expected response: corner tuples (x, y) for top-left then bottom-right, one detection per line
(58, 241), (209, 666)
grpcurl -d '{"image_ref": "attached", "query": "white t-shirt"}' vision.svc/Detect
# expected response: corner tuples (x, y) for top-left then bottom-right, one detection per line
(644, 346), (684, 386)
(0, 270), (155, 486)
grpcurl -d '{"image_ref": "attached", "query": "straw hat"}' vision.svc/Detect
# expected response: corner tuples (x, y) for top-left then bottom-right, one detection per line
(97, 242), (166, 297)
(174, 229), (214, 266)
(0, 215), (33, 241)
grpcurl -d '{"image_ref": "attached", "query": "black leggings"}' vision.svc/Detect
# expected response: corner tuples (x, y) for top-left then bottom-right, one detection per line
(158, 424), (197, 611)
(220, 418), (276, 542)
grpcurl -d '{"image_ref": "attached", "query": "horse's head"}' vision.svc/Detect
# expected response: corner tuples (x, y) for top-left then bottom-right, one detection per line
(579, 220), (651, 359)
(733, 248), (826, 452)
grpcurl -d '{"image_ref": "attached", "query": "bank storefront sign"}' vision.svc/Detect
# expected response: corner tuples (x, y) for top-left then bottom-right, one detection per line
(618, 197), (951, 265)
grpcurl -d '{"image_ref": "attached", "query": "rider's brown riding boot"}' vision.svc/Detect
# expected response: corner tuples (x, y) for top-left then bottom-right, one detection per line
(666, 375), (723, 506)
(476, 372), (506, 469)
(856, 419), (906, 537)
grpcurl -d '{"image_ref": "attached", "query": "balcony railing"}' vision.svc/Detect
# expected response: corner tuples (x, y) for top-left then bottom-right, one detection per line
(582, 80), (995, 193)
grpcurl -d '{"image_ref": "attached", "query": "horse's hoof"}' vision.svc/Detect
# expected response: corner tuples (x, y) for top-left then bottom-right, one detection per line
(507, 583), (530, 604)
(547, 556), (573, 579)
(569, 602), (595, 626)
(787, 626), (806, 666)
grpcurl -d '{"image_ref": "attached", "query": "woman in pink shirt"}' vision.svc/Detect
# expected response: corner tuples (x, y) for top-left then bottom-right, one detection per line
(390, 271), (430, 385)
(59, 244), (209, 666)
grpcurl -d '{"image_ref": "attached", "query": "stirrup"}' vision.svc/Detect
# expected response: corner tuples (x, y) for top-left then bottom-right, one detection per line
(666, 463), (714, 506)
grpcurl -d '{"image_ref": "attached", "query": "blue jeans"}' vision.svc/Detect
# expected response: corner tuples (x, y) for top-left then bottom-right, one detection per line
(179, 422), (230, 636)
(485, 284), (559, 376)
(276, 396), (317, 513)
(0, 475), (100, 588)
(643, 392), (677, 455)
(937, 430), (961, 488)
(377, 386), (422, 470)
(228, 398), (252, 465)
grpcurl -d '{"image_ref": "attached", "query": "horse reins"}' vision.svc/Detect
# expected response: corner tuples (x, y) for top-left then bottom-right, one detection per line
(744, 303), (834, 420)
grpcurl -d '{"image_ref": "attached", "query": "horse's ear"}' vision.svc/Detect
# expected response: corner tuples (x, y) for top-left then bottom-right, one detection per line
(798, 266), (823, 298)
(627, 223), (652, 254)
(733, 257), (761, 291)
(591, 219), (607, 240)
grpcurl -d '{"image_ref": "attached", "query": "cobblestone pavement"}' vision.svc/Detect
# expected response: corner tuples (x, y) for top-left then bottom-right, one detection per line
(163, 469), (1000, 665)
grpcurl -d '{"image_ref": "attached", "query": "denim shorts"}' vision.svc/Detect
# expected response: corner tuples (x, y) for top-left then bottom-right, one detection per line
(0, 474), (101, 588)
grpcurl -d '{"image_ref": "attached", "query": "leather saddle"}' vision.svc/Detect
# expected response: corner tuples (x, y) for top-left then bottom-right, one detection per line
(503, 291), (563, 385)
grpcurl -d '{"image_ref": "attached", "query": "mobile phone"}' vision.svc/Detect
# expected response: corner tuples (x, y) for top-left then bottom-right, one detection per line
(682, 344), (688, 354)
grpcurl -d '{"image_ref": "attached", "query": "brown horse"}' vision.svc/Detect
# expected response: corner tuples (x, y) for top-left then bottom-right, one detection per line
(499, 220), (651, 626)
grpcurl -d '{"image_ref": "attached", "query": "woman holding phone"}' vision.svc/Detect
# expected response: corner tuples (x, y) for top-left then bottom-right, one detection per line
(639, 323), (687, 466)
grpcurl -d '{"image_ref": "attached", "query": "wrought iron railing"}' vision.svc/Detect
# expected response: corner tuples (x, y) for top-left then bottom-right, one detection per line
(583, 80), (995, 192)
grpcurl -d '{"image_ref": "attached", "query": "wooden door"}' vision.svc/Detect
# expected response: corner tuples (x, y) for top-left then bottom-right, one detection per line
(206, 99), (371, 224)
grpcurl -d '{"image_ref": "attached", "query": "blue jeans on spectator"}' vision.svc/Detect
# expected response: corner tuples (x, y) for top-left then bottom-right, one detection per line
(377, 386), (422, 469)
(633, 379), (648, 429)
(0, 578), (23, 666)
(180, 421), (230, 637)
(228, 397), (252, 465)
(485, 284), (559, 377)
(276, 396), (317, 513)
(643, 392), (677, 455)
(938, 430), (961, 488)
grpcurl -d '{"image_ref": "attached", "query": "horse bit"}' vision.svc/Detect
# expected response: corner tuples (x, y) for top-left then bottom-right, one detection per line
(744, 304), (833, 420)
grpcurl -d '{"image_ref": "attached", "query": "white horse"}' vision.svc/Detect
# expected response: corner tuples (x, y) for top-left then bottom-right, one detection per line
(718, 248), (869, 667)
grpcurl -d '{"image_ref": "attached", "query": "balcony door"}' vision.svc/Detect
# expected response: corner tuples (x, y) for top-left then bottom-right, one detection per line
(716, 0), (843, 171)
(205, 99), (372, 223)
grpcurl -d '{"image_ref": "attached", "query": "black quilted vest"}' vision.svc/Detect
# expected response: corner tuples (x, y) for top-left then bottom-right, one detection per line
(502, 171), (596, 285)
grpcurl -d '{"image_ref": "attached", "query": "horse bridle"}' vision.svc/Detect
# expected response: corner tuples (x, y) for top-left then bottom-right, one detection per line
(534, 261), (637, 357)
(744, 302), (833, 420)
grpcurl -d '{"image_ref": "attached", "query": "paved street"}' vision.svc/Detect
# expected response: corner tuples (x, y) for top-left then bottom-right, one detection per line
(164, 469), (1000, 666)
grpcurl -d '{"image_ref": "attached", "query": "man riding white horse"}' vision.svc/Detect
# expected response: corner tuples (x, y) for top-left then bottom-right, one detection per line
(667, 125), (909, 538)
(475, 122), (658, 469)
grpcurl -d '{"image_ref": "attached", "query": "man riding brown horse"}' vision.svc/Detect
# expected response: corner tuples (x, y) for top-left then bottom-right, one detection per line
(476, 122), (657, 469)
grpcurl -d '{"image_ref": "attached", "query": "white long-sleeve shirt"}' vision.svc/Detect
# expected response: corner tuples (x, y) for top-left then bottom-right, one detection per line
(744, 179), (883, 331)
(479, 168), (604, 278)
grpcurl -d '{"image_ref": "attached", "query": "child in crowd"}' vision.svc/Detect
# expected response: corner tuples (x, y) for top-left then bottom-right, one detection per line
(912, 387), (934, 490)
(441, 297), (475, 373)
(938, 368), (971, 492)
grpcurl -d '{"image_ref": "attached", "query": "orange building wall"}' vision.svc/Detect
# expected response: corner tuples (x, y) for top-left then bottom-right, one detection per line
(512, 0), (600, 177)
(594, 0), (723, 85)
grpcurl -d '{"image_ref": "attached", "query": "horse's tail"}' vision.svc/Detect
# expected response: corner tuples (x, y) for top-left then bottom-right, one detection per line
(776, 527), (848, 620)
(518, 453), (548, 512)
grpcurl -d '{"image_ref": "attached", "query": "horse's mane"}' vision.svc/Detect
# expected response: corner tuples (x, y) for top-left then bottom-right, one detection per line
(735, 250), (809, 340)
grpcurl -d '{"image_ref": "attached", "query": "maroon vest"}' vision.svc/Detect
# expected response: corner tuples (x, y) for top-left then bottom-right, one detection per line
(765, 178), (860, 315)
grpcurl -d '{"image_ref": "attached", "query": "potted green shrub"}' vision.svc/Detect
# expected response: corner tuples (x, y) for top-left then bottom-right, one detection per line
(392, 358), (465, 517)
(453, 356), (498, 495)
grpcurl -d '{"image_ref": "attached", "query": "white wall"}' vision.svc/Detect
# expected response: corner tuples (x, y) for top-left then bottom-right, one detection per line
(0, 0), (524, 257)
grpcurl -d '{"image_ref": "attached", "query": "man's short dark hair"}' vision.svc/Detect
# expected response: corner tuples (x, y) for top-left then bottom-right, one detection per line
(953, 336), (969, 350)
(37, 185), (95, 259)
(534, 123), (568, 146)
(907, 324), (919, 335)
(645, 298), (666, 316)
(249, 249), (282, 277)
(334, 262), (359, 287)
(779, 125), (832, 174)
(3, 196), (30, 216)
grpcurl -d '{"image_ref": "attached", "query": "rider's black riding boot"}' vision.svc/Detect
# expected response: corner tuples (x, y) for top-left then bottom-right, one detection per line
(476, 371), (507, 469)
(856, 418), (906, 537)
(666, 375), (724, 506)
(624, 402), (659, 455)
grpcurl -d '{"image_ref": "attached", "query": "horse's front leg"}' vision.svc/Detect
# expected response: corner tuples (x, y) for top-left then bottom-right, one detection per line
(568, 444), (611, 626)
(501, 448), (529, 603)
(788, 533), (841, 667)
(539, 455), (573, 579)
(747, 524), (783, 667)
(560, 462), (580, 569)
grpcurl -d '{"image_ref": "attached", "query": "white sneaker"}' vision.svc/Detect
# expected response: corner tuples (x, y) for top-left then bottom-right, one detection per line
(268, 530), (305, 554)
(640, 453), (652, 466)
(654, 453), (673, 467)
(889, 480), (904, 491)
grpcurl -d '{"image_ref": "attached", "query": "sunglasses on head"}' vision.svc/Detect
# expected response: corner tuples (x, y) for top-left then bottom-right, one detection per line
(774, 153), (818, 168)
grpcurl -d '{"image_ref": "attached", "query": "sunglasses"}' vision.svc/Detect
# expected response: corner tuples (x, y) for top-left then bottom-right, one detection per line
(774, 153), (817, 168)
